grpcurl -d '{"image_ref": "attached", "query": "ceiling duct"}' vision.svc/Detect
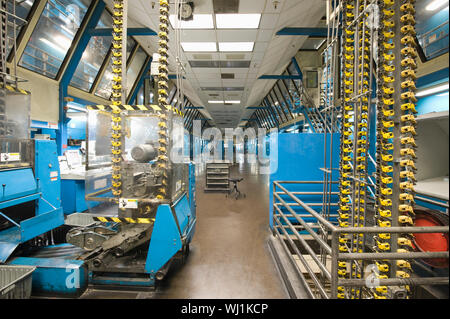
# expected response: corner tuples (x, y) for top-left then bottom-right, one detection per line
(213, 0), (239, 13)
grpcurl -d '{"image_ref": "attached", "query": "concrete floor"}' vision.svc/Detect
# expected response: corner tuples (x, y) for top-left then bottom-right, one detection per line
(81, 163), (286, 299)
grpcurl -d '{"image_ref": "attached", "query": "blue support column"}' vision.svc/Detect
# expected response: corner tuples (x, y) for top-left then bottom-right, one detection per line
(291, 57), (303, 80)
(264, 97), (280, 127)
(57, 0), (105, 155)
(276, 27), (341, 37)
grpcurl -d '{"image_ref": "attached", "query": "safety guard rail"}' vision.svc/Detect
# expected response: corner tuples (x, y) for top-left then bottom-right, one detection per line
(272, 181), (449, 299)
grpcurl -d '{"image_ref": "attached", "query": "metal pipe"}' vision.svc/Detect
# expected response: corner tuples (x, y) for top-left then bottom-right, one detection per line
(274, 205), (332, 280)
(274, 182), (337, 231)
(338, 251), (449, 261)
(273, 223), (316, 298)
(274, 216), (329, 298)
(333, 225), (449, 234)
(338, 277), (449, 287)
(274, 192), (332, 254)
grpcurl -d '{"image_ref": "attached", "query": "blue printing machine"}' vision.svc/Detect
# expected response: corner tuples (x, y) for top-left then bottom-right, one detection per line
(4, 162), (197, 296)
(0, 140), (64, 263)
(269, 133), (340, 230)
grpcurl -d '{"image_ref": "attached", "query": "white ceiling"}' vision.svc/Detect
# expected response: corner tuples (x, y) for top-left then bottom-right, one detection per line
(105, 0), (326, 127)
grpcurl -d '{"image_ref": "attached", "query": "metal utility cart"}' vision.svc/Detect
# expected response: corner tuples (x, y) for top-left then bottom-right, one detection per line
(205, 162), (230, 193)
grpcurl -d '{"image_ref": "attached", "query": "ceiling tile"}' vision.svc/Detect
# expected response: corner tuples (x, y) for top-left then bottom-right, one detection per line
(256, 29), (274, 42)
(259, 13), (279, 29)
(253, 42), (269, 52)
(216, 30), (258, 42)
(239, 0), (266, 13)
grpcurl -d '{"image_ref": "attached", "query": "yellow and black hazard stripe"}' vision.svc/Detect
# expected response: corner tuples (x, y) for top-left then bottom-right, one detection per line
(93, 216), (155, 224)
(0, 83), (30, 95)
(87, 104), (184, 117)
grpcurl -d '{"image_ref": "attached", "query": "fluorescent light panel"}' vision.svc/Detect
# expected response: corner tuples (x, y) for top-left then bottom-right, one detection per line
(208, 100), (224, 104)
(426, 0), (449, 11)
(225, 101), (241, 104)
(169, 14), (214, 29)
(181, 42), (217, 52)
(219, 42), (254, 52)
(215, 14), (261, 29)
(416, 83), (449, 97)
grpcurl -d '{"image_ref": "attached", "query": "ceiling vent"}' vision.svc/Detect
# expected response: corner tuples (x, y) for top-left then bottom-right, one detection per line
(213, 0), (239, 13)
(201, 87), (245, 91)
(193, 53), (213, 60)
(226, 53), (246, 60)
(189, 60), (251, 68)
(221, 73), (235, 79)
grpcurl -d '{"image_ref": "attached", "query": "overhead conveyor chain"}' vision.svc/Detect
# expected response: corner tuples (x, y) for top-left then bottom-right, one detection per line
(334, 0), (419, 299)
(110, 0), (126, 198)
(156, 0), (171, 200)
(1, 0), (7, 84)
(373, 0), (418, 299)
(106, 0), (172, 201)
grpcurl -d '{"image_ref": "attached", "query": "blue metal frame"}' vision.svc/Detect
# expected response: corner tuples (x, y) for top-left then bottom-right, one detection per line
(291, 57), (303, 79)
(88, 27), (157, 36)
(276, 27), (340, 37)
(258, 75), (302, 80)
(57, 0), (105, 155)
(127, 57), (152, 104)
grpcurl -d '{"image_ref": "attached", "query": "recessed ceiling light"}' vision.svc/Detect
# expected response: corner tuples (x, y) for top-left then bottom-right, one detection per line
(426, 0), (449, 11)
(215, 14), (261, 29)
(219, 42), (254, 52)
(208, 100), (224, 104)
(169, 14), (214, 29)
(225, 101), (241, 104)
(181, 42), (217, 52)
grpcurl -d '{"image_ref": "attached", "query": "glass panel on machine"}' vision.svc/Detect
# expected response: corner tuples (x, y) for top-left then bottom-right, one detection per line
(18, 0), (90, 78)
(69, 10), (113, 91)
(85, 110), (188, 215)
(95, 37), (136, 99)
(0, 89), (33, 169)
(6, 0), (35, 58)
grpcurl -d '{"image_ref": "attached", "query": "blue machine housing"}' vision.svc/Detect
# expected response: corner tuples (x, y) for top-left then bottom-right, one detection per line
(7, 163), (197, 295)
(0, 140), (64, 263)
(269, 133), (340, 229)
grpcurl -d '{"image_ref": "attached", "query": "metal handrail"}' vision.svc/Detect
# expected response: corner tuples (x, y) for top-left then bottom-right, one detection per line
(272, 180), (450, 299)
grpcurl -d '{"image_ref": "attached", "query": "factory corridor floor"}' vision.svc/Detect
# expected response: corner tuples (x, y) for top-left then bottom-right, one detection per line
(81, 163), (286, 299)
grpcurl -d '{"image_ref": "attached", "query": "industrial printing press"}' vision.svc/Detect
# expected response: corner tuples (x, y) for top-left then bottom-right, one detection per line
(0, 0), (196, 297)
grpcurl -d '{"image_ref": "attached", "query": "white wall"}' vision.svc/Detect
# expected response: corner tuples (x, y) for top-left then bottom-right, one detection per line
(17, 67), (59, 124)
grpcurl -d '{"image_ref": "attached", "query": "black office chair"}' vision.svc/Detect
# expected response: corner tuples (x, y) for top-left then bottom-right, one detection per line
(226, 177), (246, 200)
